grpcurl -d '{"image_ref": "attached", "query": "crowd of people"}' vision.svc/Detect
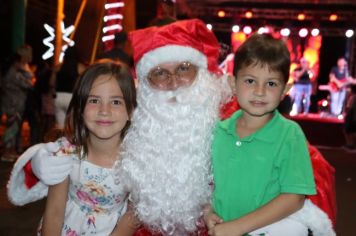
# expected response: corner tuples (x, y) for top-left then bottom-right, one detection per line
(2, 18), (339, 236)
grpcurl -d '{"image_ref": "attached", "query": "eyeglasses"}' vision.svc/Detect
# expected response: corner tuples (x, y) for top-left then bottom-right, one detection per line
(147, 62), (198, 90)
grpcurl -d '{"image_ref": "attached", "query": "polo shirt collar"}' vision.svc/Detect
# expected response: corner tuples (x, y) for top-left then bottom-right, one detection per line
(218, 109), (282, 144)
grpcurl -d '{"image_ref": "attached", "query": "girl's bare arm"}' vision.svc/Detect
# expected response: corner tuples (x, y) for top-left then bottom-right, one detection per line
(41, 177), (69, 236)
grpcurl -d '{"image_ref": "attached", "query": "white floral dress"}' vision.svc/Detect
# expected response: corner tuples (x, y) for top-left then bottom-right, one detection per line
(38, 138), (128, 236)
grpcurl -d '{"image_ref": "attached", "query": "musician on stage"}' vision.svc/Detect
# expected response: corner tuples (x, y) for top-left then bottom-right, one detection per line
(291, 57), (313, 115)
(329, 57), (356, 116)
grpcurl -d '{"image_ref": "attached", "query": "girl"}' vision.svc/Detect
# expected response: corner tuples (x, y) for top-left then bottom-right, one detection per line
(40, 60), (137, 236)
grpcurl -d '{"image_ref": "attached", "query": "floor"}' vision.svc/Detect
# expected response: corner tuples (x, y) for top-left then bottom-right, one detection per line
(0, 115), (355, 235)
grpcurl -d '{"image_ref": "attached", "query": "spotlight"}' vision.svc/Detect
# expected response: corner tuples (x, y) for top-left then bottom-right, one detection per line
(297, 13), (306, 21)
(245, 11), (253, 19)
(243, 26), (252, 34)
(311, 28), (320, 36)
(318, 99), (329, 116)
(299, 28), (308, 38)
(217, 10), (226, 18)
(258, 27), (268, 34)
(345, 29), (354, 38)
(280, 28), (291, 37)
(329, 14), (338, 21)
(232, 25), (240, 33)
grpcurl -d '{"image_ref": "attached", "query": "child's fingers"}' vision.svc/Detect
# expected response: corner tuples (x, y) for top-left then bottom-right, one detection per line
(211, 214), (223, 224)
(208, 228), (215, 236)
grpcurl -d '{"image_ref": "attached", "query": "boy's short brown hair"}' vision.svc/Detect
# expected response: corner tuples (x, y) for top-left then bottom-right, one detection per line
(233, 33), (290, 83)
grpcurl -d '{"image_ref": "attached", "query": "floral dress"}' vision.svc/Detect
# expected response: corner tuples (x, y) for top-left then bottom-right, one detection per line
(38, 138), (128, 236)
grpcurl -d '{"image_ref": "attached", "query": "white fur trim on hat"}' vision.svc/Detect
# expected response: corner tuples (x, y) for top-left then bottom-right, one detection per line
(7, 143), (48, 206)
(136, 45), (208, 80)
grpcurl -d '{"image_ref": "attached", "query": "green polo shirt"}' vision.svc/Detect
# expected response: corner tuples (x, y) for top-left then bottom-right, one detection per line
(212, 110), (316, 221)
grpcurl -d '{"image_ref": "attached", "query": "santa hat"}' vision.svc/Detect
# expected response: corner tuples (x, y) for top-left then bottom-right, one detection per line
(129, 19), (221, 80)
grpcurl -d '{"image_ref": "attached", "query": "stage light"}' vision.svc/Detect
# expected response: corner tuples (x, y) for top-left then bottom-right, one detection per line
(258, 27), (268, 34)
(217, 10), (226, 18)
(245, 11), (253, 19)
(232, 25), (240, 33)
(299, 28), (308, 38)
(311, 28), (320, 36)
(206, 24), (213, 30)
(297, 13), (306, 21)
(321, 100), (328, 107)
(317, 99), (329, 116)
(345, 29), (354, 38)
(243, 26), (252, 34)
(280, 28), (290, 37)
(329, 14), (338, 21)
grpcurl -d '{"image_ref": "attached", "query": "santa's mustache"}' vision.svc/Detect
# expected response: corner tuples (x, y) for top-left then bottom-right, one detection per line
(149, 79), (209, 106)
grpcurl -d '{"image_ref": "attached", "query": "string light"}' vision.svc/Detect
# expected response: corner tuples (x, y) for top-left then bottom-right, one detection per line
(103, 14), (123, 22)
(105, 2), (124, 9)
(42, 21), (75, 62)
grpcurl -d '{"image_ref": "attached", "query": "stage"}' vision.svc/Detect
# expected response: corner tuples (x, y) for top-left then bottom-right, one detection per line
(287, 113), (345, 147)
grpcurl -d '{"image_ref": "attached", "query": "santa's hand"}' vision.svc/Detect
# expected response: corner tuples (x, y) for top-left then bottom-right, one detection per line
(31, 142), (74, 185)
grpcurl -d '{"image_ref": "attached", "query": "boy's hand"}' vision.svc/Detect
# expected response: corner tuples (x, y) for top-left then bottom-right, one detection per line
(203, 205), (223, 230)
(208, 221), (242, 236)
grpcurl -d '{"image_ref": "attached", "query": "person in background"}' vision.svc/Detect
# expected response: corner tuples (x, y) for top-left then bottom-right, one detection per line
(290, 57), (313, 115)
(204, 33), (335, 236)
(97, 31), (132, 67)
(148, 0), (177, 27)
(329, 57), (356, 117)
(20, 44), (42, 147)
(0, 46), (34, 162)
(38, 61), (138, 235)
(35, 62), (56, 141)
(55, 46), (86, 129)
(343, 85), (356, 150)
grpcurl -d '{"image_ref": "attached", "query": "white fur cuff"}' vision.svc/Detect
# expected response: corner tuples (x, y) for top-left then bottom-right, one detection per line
(289, 199), (335, 236)
(7, 144), (48, 206)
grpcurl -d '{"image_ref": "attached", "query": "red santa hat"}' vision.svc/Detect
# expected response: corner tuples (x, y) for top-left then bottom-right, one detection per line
(129, 19), (221, 80)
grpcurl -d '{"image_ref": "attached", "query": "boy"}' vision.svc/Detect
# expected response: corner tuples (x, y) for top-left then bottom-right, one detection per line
(204, 33), (316, 236)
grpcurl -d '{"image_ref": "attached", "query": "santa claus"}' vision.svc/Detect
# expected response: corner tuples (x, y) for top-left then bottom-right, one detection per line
(113, 19), (231, 235)
(7, 19), (336, 236)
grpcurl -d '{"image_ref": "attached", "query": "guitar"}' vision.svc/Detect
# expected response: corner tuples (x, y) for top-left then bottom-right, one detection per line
(328, 77), (356, 92)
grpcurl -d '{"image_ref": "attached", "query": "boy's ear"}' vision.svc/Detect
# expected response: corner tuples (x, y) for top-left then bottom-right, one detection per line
(227, 75), (236, 92)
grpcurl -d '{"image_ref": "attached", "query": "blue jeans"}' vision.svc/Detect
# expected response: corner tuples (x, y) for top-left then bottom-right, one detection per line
(292, 84), (312, 114)
(330, 88), (346, 116)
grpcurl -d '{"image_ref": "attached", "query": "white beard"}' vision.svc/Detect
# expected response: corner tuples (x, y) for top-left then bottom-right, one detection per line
(114, 69), (230, 235)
